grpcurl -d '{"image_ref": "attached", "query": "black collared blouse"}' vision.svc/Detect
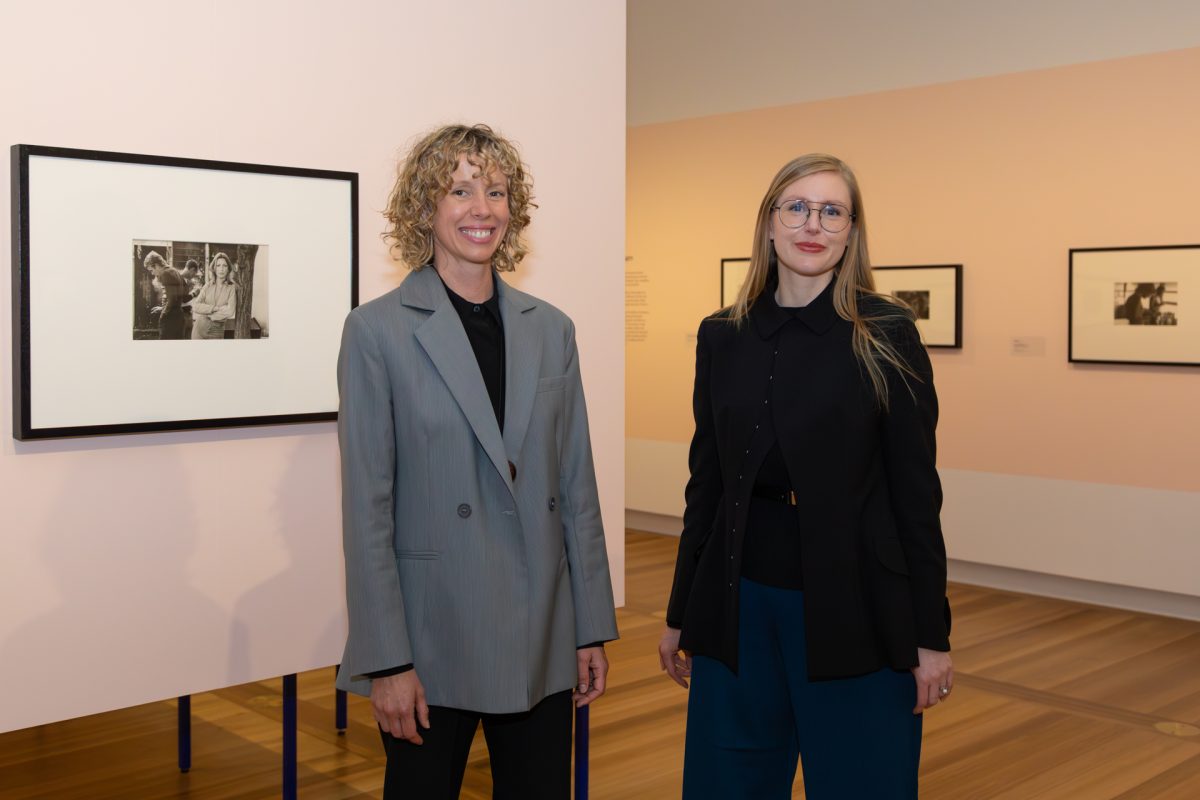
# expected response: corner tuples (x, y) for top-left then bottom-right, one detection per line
(666, 278), (951, 679)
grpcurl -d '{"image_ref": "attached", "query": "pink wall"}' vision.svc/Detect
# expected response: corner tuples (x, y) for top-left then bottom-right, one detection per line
(0, 1), (626, 733)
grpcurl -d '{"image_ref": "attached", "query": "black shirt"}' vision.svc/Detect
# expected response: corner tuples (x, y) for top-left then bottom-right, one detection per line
(442, 278), (506, 430)
(740, 290), (828, 591)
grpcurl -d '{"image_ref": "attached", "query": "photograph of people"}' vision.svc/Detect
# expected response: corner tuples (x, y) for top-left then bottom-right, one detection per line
(143, 250), (188, 340)
(658, 154), (952, 799)
(190, 252), (238, 339)
(335, 123), (618, 800)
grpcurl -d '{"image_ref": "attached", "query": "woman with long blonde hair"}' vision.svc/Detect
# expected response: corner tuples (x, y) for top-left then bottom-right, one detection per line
(659, 154), (952, 799)
(189, 252), (237, 340)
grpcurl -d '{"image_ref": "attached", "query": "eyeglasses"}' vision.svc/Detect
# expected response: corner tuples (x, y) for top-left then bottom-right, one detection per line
(773, 199), (855, 233)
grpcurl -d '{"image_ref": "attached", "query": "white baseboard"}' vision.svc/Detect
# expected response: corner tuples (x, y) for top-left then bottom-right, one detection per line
(625, 509), (1200, 622)
(626, 509), (683, 536)
(948, 558), (1200, 622)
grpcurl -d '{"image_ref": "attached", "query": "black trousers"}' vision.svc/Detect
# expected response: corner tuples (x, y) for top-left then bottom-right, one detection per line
(379, 689), (572, 800)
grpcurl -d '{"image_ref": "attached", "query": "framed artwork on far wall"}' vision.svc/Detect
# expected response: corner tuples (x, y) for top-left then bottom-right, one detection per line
(11, 144), (359, 440)
(720, 257), (750, 307)
(872, 264), (963, 348)
(1069, 244), (1197, 366)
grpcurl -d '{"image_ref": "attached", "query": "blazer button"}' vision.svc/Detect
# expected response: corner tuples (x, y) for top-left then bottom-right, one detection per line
(457, 503), (472, 519)
(548, 497), (557, 511)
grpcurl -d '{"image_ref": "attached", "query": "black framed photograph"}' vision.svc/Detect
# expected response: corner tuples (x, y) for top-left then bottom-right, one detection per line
(1069, 245), (1196, 366)
(720, 257), (750, 307)
(11, 144), (358, 439)
(872, 264), (963, 348)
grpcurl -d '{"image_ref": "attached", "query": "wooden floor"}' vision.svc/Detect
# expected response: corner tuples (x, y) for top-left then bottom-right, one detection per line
(2, 530), (1199, 798)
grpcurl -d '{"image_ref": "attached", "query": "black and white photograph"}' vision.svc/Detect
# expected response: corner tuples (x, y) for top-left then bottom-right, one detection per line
(134, 240), (269, 341)
(872, 264), (963, 348)
(894, 289), (931, 320)
(1113, 282), (1178, 326)
(1070, 245), (1199, 366)
(12, 144), (357, 439)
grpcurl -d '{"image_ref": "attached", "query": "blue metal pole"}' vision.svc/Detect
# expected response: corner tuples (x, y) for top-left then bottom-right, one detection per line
(177, 695), (191, 773)
(282, 674), (297, 800)
(335, 665), (347, 734)
(574, 704), (589, 800)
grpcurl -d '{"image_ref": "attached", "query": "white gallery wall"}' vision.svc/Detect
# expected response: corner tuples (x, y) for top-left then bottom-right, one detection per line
(0, 0), (626, 734)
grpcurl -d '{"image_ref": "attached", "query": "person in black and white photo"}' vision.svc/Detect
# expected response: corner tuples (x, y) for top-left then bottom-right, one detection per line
(144, 251), (188, 340)
(190, 252), (238, 339)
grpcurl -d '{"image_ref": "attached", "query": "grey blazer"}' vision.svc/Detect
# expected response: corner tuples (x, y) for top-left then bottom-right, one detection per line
(334, 266), (618, 713)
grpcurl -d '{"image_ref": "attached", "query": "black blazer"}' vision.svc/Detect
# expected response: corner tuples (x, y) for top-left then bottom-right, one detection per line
(665, 280), (951, 679)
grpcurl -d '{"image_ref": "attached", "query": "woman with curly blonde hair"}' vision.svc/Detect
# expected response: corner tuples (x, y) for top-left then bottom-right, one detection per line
(336, 123), (617, 800)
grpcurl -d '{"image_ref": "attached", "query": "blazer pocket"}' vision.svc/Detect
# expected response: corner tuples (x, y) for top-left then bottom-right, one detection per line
(536, 375), (567, 393)
(394, 549), (440, 560)
(874, 537), (909, 576)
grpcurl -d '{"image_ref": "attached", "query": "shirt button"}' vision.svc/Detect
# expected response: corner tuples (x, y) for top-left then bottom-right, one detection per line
(473, 305), (481, 312)
(548, 497), (557, 511)
(457, 503), (472, 518)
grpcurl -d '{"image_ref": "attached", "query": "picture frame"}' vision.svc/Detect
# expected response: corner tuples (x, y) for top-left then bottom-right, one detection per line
(720, 257), (750, 307)
(1069, 245), (1196, 366)
(872, 264), (963, 348)
(11, 144), (359, 440)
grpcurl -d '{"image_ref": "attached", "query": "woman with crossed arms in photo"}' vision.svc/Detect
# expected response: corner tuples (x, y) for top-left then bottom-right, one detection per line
(659, 153), (952, 799)
(190, 252), (237, 339)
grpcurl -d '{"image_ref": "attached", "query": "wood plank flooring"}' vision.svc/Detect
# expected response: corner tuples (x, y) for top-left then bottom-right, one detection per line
(1, 530), (1197, 798)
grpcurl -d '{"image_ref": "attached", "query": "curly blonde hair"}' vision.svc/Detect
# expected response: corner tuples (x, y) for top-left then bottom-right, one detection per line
(383, 123), (535, 272)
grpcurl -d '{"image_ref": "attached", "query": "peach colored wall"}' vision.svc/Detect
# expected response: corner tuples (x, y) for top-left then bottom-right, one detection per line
(0, 1), (625, 734)
(627, 47), (1200, 494)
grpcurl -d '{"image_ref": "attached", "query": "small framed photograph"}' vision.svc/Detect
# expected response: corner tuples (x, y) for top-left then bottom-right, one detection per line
(721, 257), (750, 307)
(11, 144), (358, 440)
(1069, 245), (1196, 366)
(872, 264), (963, 348)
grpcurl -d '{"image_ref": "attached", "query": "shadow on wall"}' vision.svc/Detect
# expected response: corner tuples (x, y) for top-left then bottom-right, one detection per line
(2, 450), (228, 724)
(228, 435), (346, 683)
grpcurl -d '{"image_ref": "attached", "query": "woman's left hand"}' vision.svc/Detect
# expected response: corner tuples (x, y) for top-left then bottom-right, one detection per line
(910, 647), (954, 714)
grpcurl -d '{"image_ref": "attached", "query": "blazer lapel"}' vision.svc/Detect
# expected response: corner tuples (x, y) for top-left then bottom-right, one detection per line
(406, 269), (515, 499)
(498, 278), (541, 466)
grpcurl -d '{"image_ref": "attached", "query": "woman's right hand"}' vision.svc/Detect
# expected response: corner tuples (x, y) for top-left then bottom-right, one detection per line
(370, 670), (430, 744)
(658, 626), (692, 689)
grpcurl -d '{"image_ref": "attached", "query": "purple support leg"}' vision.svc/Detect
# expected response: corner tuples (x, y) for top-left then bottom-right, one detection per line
(335, 665), (347, 734)
(574, 704), (589, 800)
(177, 695), (191, 773)
(283, 674), (297, 800)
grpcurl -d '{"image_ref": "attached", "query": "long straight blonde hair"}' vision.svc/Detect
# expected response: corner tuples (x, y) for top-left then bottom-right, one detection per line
(730, 154), (918, 407)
